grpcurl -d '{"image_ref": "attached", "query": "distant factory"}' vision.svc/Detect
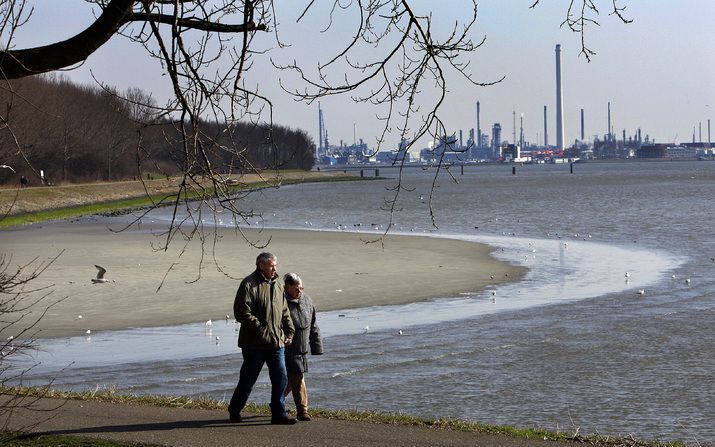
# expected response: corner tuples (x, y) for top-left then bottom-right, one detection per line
(315, 45), (713, 166)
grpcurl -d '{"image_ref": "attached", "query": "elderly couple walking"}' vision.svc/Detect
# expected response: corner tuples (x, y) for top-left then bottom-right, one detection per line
(228, 252), (323, 425)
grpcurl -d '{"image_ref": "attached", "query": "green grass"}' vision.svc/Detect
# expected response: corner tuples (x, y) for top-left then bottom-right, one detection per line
(1, 433), (161, 447)
(0, 175), (368, 229)
(0, 195), (171, 227)
(0, 386), (686, 447)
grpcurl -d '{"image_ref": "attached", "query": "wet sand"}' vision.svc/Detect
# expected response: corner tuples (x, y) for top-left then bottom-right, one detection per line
(0, 221), (523, 338)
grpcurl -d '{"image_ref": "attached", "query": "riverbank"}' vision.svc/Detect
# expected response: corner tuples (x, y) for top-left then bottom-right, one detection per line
(0, 171), (361, 227)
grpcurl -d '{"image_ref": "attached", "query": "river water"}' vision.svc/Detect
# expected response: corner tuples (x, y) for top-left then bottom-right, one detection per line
(14, 161), (715, 444)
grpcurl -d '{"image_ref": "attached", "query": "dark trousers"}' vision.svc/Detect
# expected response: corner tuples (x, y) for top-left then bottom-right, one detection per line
(229, 347), (288, 418)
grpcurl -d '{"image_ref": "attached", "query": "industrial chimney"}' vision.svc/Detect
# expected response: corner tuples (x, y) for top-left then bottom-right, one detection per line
(555, 44), (565, 150)
(543, 106), (548, 147)
(476, 101), (481, 148)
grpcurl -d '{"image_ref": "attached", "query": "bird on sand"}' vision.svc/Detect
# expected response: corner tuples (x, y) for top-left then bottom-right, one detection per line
(92, 265), (109, 283)
(636, 289), (645, 296)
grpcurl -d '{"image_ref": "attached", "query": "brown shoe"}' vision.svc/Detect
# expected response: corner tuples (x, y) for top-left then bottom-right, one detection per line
(297, 413), (311, 421)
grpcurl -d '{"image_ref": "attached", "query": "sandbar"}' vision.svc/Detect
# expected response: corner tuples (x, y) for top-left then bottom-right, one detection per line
(0, 221), (523, 338)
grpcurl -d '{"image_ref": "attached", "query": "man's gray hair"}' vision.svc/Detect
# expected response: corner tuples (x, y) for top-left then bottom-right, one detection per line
(256, 252), (276, 265)
(283, 272), (302, 286)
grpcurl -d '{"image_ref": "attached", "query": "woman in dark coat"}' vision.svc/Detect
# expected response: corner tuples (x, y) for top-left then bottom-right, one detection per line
(283, 273), (323, 421)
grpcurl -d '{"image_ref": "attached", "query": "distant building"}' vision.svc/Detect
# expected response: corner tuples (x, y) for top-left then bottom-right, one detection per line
(374, 138), (411, 164)
(666, 146), (698, 159)
(503, 144), (520, 162)
(637, 144), (667, 159)
(491, 123), (502, 159)
(320, 155), (338, 165)
(637, 144), (701, 159)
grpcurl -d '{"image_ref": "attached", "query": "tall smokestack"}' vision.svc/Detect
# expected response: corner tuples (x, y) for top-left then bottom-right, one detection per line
(544, 105), (548, 147)
(555, 44), (565, 150)
(607, 102), (612, 142)
(318, 102), (324, 156)
(476, 101), (481, 148)
(580, 108), (585, 141)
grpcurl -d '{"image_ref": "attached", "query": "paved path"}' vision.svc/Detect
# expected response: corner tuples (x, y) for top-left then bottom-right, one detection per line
(3, 396), (579, 447)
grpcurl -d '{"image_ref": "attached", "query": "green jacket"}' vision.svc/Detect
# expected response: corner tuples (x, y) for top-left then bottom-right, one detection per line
(234, 269), (295, 350)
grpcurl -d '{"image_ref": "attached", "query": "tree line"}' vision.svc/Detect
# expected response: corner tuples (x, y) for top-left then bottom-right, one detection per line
(0, 75), (315, 186)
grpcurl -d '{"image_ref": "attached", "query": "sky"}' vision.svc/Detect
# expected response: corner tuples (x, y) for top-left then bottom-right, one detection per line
(12, 1), (715, 150)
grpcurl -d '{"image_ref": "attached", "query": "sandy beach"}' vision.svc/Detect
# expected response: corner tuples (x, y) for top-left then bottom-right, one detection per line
(0, 220), (523, 338)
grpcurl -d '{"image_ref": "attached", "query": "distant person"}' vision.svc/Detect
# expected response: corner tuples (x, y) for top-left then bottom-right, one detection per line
(19, 176), (28, 188)
(283, 273), (323, 421)
(228, 252), (297, 425)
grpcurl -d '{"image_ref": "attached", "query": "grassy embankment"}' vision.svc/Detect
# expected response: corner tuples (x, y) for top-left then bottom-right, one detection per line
(0, 386), (686, 447)
(0, 171), (363, 228)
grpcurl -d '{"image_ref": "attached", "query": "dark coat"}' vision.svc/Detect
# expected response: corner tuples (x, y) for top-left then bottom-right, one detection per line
(284, 292), (323, 373)
(234, 269), (294, 350)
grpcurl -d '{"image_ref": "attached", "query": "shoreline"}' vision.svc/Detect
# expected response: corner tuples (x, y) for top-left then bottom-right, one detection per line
(0, 171), (365, 226)
(1, 220), (524, 339)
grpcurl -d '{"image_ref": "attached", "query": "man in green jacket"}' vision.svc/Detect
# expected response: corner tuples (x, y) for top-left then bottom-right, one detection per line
(228, 252), (296, 425)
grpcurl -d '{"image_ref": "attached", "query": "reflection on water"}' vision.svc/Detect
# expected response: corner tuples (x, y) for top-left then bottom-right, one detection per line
(12, 162), (715, 444)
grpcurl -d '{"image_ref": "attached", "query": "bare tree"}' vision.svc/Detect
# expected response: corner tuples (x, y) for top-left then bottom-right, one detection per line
(0, 253), (64, 434)
(531, 0), (632, 62)
(0, 0), (632, 255)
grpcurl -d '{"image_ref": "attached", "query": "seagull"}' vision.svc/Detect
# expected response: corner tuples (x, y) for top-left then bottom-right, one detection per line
(636, 289), (645, 296)
(397, 330), (403, 335)
(86, 329), (91, 335)
(363, 326), (369, 333)
(205, 319), (213, 327)
(92, 265), (109, 283)
(685, 278), (691, 285)
(625, 272), (630, 278)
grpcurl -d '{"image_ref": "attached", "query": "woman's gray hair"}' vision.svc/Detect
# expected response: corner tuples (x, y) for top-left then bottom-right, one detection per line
(283, 272), (302, 286)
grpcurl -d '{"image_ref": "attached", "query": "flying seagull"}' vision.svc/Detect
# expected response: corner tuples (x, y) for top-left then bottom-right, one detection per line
(92, 265), (109, 283)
